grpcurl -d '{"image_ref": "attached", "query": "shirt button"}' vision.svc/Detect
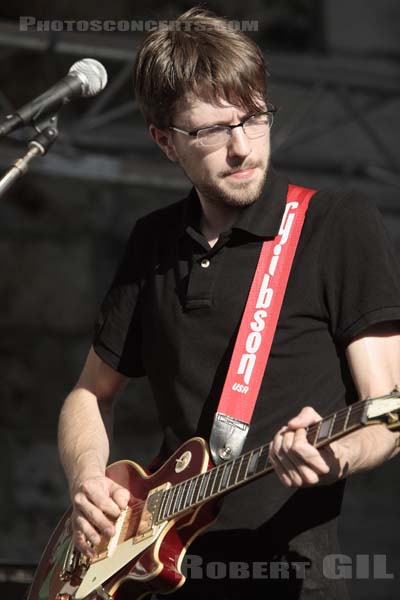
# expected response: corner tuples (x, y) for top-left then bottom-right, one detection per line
(200, 258), (210, 268)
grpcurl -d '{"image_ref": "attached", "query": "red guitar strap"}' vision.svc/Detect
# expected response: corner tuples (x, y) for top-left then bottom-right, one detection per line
(210, 184), (316, 464)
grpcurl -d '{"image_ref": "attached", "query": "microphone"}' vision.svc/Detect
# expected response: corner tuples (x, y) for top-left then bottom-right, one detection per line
(0, 58), (108, 137)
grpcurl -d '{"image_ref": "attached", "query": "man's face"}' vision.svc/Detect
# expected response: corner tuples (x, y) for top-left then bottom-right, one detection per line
(154, 96), (271, 209)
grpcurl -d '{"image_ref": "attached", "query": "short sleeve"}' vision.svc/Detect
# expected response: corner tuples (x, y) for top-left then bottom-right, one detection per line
(319, 192), (400, 347)
(93, 222), (146, 377)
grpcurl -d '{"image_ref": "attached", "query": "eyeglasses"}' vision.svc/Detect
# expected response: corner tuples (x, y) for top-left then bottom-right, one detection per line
(169, 105), (277, 147)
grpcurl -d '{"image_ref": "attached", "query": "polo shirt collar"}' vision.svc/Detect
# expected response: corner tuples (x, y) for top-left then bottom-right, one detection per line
(180, 166), (288, 240)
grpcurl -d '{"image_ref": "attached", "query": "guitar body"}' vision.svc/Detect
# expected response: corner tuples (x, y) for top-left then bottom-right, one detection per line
(27, 437), (219, 600)
(27, 390), (400, 600)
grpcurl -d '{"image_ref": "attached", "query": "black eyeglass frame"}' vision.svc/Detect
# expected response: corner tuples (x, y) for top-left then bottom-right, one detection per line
(168, 104), (277, 144)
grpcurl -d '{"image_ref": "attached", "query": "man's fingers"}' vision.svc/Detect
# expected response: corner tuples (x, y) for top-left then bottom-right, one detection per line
(75, 528), (105, 559)
(73, 491), (117, 537)
(75, 514), (102, 549)
(71, 476), (131, 555)
(287, 405), (322, 429)
(289, 429), (330, 473)
(271, 424), (330, 487)
(81, 480), (122, 519)
(271, 428), (302, 487)
(110, 483), (130, 510)
(75, 529), (96, 558)
(272, 454), (297, 487)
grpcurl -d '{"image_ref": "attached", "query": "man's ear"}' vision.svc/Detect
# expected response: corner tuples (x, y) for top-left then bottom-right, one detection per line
(149, 124), (179, 162)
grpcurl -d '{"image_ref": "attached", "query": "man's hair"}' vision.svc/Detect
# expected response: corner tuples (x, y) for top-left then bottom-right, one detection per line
(132, 7), (269, 129)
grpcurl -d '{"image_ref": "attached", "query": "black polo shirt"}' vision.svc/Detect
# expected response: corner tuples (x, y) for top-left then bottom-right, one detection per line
(93, 168), (400, 599)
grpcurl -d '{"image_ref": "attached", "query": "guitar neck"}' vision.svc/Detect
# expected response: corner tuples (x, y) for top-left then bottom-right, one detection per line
(156, 398), (371, 523)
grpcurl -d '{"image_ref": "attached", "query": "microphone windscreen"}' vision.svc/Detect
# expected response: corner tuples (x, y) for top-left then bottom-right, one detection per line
(69, 58), (108, 97)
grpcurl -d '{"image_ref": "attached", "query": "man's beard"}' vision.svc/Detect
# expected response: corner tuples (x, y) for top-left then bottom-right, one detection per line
(189, 158), (269, 209)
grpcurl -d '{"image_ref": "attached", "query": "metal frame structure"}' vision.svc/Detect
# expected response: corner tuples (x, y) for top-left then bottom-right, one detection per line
(0, 20), (399, 193)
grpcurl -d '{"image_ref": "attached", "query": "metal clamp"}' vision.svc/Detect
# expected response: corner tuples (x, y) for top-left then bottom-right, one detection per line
(209, 412), (249, 465)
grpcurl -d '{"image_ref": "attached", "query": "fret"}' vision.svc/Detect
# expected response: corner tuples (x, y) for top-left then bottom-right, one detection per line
(177, 480), (189, 512)
(165, 485), (176, 518)
(331, 411), (346, 437)
(343, 406), (351, 432)
(167, 485), (180, 518)
(232, 454), (244, 485)
(204, 471), (215, 500)
(347, 404), (362, 429)
(163, 488), (175, 519)
(172, 483), (183, 513)
(307, 420), (321, 446)
(227, 458), (240, 488)
(219, 462), (233, 491)
(210, 466), (222, 496)
(212, 465), (224, 495)
(197, 471), (211, 502)
(254, 446), (269, 474)
(237, 453), (251, 483)
(186, 477), (197, 507)
(246, 448), (261, 478)
(316, 416), (333, 442)
(171, 484), (182, 516)
(162, 488), (172, 519)
(205, 468), (218, 498)
(182, 477), (195, 508)
(192, 474), (204, 505)
(244, 451), (253, 478)
(158, 489), (169, 521)
(184, 479), (194, 510)
(328, 412), (336, 438)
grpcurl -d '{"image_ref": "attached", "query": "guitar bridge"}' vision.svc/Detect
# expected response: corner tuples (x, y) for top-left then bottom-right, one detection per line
(60, 533), (84, 582)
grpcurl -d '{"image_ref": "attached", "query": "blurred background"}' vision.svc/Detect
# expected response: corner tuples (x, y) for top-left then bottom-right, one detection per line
(0, 1), (399, 599)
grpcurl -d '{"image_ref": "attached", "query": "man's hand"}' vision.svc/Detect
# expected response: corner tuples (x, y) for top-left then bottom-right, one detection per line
(71, 476), (130, 557)
(270, 406), (343, 488)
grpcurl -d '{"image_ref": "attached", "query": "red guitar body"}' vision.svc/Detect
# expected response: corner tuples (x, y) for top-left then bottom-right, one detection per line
(26, 390), (400, 600)
(27, 437), (218, 600)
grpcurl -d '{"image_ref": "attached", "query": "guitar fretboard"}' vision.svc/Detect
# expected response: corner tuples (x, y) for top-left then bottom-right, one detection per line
(155, 399), (369, 523)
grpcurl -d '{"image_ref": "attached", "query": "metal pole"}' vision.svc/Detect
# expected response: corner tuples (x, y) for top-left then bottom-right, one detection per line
(0, 126), (58, 197)
(0, 146), (42, 197)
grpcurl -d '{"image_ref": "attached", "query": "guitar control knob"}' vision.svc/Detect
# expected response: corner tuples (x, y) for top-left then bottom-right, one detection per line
(56, 594), (71, 600)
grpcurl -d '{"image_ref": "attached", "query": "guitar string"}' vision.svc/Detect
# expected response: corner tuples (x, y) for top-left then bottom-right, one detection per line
(109, 401), (370, 532)
(154, 402), (365, 516)
(118, 401), (370, 528)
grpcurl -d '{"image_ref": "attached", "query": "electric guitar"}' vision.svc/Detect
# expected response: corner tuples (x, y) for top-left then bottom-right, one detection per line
(27, 390), (400, 600)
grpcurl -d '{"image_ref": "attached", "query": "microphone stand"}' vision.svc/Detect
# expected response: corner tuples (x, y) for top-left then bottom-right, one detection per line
(0, 114), (59, 198)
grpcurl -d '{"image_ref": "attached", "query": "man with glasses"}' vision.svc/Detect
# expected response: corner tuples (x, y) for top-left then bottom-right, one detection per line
(58, 7), (400, 600)
(169, 108), (276, 145)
